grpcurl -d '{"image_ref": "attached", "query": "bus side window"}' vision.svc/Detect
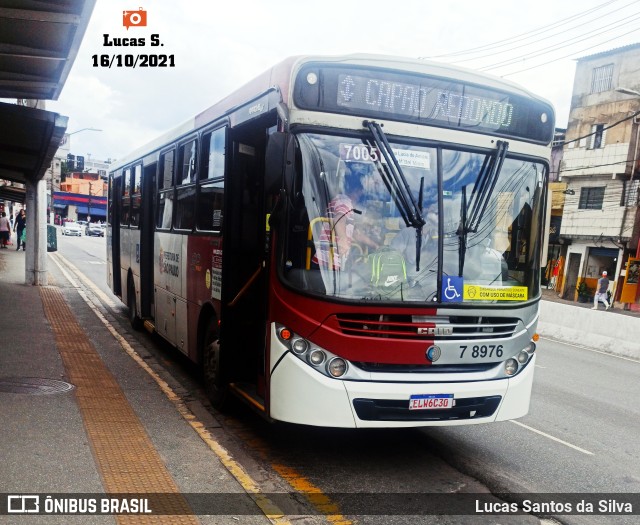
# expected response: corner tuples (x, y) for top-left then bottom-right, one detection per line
(175, 139), (197, 231)
(179, 139), (197, 185)
(157, 151), (175, 230)
(121, 168), (131, 226)
(202, 128), (225, 181)
(130, 164), (142, 228)
(198, 127), (226, 231)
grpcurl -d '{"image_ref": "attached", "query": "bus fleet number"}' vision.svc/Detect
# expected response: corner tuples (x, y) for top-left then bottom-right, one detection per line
(459, 344), (503, 359)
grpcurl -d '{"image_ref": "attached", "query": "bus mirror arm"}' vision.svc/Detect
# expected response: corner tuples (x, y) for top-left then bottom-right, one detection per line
(268, 188), (287, 228)
(277, 102), (289, 131)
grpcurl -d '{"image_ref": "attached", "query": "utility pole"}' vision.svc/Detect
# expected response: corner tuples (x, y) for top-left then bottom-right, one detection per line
(87, 180), (93, 223)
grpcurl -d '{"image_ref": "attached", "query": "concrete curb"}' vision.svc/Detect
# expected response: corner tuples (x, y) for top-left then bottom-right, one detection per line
(538, 300), (640, 360)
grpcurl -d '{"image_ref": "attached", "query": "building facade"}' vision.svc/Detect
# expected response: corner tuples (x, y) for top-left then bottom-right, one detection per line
(48, 133), (112, 224)
(52, 171), (107, 223)
(557, 43), (640, 308)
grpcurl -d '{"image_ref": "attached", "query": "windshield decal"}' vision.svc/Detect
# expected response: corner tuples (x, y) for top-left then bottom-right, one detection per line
(464, 285), (528, 301)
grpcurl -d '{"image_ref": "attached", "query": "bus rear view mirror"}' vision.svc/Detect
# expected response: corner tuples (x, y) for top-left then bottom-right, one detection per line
(265, 132), (286, 195)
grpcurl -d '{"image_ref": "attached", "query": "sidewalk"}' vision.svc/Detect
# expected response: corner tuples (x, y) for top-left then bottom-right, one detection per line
(540, 286), (640, 317)
(0, 248), (275, 523)
(538, 287), (640, 360)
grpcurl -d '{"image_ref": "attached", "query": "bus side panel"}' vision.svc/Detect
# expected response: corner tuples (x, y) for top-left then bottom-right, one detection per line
(155, 287), (177, 344)
(185, 234), (222, 361)
(155, 231), (183, 296)
(176, 297), (188, 355)
(154, 231), (183, 347)
(129, 229), (141, 285)
(174, 234), (189, 355)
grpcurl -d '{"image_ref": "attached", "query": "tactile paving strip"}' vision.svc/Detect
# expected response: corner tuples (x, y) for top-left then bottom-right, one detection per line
(40, 286), (199, 525)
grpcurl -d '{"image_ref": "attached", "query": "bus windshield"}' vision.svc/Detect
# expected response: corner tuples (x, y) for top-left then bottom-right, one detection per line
(281, 132), (546, 304)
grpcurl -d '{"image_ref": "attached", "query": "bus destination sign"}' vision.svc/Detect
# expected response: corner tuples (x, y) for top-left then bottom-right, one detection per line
(339, 73), (515, 128)
(294, 65), (554, 144)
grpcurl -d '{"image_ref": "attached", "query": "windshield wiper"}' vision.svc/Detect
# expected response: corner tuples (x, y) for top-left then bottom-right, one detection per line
(457, 140), (509, 276)
(467, 140), (508, 233)
(364, 120), (425, 229)
(415, 177), (424, 272)
(364, 120), (426, 271)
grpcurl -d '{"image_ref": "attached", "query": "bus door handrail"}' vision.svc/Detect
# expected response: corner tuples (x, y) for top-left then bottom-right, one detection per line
(228, 265), (263, 307)
(306, 217), (334, 270)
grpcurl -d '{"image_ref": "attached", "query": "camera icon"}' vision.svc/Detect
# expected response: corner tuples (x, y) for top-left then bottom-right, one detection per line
(123, 8), (147, 29)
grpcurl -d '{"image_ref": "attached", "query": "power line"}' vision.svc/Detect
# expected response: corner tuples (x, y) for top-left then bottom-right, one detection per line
(480, 13), (640, 71)
(425, 0), (622, 60)
(500, 27), (640, 76)
(550, 157), (639, 175)
(454, 0), (637, 64)
(558, 108), (640, 147)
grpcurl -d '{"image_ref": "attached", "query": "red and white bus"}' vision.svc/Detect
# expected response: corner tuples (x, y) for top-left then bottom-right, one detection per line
(108, 54), (554, 428)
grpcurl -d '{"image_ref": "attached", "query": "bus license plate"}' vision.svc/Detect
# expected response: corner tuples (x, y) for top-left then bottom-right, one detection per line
(409, 394), (454, 410)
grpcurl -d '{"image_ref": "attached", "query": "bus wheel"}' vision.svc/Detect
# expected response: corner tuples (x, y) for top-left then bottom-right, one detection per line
(127, 280), (142, 330)
(202, 318), (228, 410)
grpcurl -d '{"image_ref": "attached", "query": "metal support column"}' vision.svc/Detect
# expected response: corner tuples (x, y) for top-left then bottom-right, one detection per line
(25, 179), (48, 285)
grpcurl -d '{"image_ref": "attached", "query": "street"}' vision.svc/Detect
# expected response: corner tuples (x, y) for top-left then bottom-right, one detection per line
(52, 229), (640, 525)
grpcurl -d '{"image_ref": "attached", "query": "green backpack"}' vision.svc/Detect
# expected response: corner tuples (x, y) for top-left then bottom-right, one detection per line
(370, 248), (407, 288)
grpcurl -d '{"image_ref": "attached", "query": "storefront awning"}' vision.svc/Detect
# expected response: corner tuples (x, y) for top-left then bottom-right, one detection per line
(76, 205), (106, 217)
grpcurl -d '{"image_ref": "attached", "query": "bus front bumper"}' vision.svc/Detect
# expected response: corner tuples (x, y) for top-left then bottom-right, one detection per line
(269, 349), (535, 429)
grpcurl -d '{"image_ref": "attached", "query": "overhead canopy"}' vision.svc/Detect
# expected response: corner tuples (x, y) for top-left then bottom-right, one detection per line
(0, 1), (96, 100)
(0, 180), (27, 203)
(0, 101), (68, 192)
(0, 0), (97, 192)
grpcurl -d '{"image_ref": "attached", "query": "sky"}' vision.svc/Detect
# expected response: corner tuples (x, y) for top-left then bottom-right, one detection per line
(46, 0), (640, 164)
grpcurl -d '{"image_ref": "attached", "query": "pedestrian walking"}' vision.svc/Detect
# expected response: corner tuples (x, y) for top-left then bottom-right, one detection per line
(13, 209), (26, 251)
(592, 271), (610, 310)
(0, 212), (11, 248)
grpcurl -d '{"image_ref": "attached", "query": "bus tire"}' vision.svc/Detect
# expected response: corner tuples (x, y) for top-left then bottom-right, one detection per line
(202, 318), (229, 410)
(127, 279), (142, 330)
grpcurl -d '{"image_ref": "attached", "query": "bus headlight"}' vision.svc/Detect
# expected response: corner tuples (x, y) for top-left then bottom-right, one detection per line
(517, 351), (529, 364)
(292, 338), (309, 354)
(276, 324), (352, 380)
(327, 358), (348, 378)
(308, 350), (326, 366)
(504, 358), (518, 376)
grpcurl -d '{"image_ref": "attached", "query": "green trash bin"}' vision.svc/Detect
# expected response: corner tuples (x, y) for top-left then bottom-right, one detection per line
(47, 224), (57, 252)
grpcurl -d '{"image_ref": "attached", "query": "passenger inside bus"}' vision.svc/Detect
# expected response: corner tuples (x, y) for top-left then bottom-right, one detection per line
(311, 161), (381, 270)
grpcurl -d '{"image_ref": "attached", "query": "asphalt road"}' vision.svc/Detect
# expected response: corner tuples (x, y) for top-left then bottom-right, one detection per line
(52, 229), (640, 525)
(424, 337), (640, 524)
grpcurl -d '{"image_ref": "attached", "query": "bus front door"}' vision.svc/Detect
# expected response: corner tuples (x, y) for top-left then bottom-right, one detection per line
(111, 174), (122, 297)
(221, 126), (269, 404)
(140, 163), (156, 318)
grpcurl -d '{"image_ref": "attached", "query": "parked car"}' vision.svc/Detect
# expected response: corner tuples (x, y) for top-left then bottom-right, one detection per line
(61, 222), (82, 236)
(85, 223), (104, 237)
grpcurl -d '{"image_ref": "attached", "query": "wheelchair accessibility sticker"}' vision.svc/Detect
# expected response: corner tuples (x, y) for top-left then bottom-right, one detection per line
(441, 276), (463, 302)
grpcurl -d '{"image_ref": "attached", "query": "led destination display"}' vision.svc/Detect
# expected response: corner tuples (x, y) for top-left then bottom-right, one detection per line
(294, 65), (554, 144)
